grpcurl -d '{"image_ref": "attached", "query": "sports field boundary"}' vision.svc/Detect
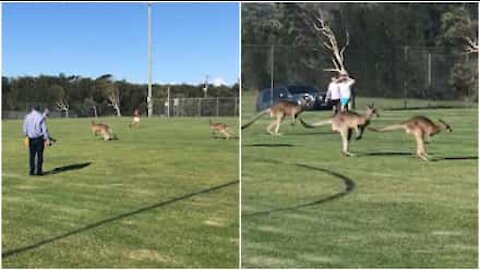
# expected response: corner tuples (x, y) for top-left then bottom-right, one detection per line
(242, 159), (355, 217)
(3, 179), (239, 258)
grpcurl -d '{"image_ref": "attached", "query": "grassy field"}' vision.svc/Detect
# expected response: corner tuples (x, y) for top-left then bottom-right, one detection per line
(241, 91), (478, 268)
(2, 117), (239, 268)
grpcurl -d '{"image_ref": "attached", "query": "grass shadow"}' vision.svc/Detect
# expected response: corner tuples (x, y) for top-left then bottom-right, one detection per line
(43, 162), (92, 176)
(243, 143), (295, 148)
(243, 162), (355, 217)
(386, 105), (461, 111)
(286, 131), (333, 136)
(246, 158), (283, 165)
(211, 135), (239, 140)
(2, 180), (238, 258)
(356, 151), (412, 157)
(431, 156), (478, 162)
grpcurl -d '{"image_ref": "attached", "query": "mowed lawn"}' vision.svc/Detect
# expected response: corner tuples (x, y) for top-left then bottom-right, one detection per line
(241, 92), (478, 268)
(2, 117), (239, 268)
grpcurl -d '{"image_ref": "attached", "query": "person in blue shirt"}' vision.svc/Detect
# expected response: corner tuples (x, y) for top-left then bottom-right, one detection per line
(23, 105), (50, 176)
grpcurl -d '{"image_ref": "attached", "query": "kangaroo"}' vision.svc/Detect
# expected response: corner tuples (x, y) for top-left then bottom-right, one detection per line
(300, 104), (379, 156)
(129, 109), (141, 128)
(242, 96), (314, 135)
(209, 120), (234, 140)
(369, 116), (452, 161)
(91, 121), (117, 141)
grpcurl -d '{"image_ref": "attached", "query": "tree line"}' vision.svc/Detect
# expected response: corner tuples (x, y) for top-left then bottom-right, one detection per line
(2, 73), (239, 117)
(242, 3), (478, 101)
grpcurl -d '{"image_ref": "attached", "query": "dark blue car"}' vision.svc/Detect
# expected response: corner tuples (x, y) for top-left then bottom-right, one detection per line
(256, 84), (332, 112)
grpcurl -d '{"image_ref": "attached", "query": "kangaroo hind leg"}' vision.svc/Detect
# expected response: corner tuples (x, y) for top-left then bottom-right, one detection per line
(340, 129), (355, 157)
(273, 114), (284, 135)
(414, 133), (429, 161)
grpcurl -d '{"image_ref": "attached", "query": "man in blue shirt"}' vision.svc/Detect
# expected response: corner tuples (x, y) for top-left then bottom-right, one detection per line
(23, 105), (50, 176)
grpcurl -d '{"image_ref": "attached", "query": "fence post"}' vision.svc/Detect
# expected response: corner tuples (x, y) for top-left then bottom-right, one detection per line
(466, 53), (470, 104)
(427, 51), (432, 108)
(234, 96), (238, 116)
(216, 98), (219, 117)
(403, 46), (408, 109)
(167, 86), (171, 118)
(270, 44), (275, 106)
(198, 98), (202, 117)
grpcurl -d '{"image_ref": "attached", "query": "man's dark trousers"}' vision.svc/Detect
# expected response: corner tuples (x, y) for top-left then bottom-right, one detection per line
(29, 137), (45, 175)
(331, 99), (341, 114)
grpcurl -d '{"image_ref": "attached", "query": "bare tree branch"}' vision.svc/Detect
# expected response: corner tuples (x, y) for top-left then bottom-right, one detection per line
(339, 29), (349, 62)
(107, 89), (121, 117)
(465, 36), (478, 54)
(311, 9), (349, 74)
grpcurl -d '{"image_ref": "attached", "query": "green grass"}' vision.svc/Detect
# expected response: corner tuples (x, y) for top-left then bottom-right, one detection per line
(241, 91), (478, 268)
(2, 117), (239, 268)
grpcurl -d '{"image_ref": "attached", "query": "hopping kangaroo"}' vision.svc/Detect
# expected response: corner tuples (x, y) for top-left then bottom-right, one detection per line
(300, 104), (379, 156)
(209, 120), (234, 140)
(242, 97), (313, 135)
(91, 121), (117, 141)
(370, 116), (452, 161)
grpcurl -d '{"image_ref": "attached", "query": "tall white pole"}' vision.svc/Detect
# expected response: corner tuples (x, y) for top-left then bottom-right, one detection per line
(203, 75), (209, 98)
(147, 3), (153, 117)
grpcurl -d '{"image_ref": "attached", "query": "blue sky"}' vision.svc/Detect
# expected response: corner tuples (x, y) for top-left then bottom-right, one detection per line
(2, 3), (239, 85)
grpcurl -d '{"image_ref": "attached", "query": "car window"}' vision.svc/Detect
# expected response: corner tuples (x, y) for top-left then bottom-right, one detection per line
(287, 85), (300, 94)
(287, 85), (318, 94)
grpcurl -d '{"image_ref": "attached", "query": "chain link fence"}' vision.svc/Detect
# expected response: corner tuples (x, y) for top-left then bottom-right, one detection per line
(3, 102), (70, 119)
(242, 44), (478, 109)
(152, 97), (239, 117)
(3, 97), (239, 119)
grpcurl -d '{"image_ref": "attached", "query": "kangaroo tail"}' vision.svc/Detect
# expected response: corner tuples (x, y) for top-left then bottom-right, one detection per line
(108, 127), (118, 140)
(438, 118), (449, 127)
(299, 118), (332, 129)
(241, 109), (270, 130)
(369, 124), (405, 132)
(226, 127), (239, 139)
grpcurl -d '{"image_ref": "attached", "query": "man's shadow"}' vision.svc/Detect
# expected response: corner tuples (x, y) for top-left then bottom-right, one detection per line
(44, 162), (92, 175)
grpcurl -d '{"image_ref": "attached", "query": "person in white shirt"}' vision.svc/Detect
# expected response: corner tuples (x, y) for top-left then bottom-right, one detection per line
(23, 105), (50, 176)
(338, 72), (355, 111)
(325, 73), (341, 114)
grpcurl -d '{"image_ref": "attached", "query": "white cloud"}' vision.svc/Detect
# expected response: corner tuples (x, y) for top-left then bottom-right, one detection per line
(210, 77), (228, 87)
(157, 77), (234, 86)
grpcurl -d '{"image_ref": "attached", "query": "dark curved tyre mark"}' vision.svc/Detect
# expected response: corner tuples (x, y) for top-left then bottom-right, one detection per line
(431, 156), (478, 161)
(3, 180), (238, 258)
(243, 143), (295, 148)
(243, 161), (355, 217)
(286, 131), (333, 136)
(355, 151), (411, 157)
